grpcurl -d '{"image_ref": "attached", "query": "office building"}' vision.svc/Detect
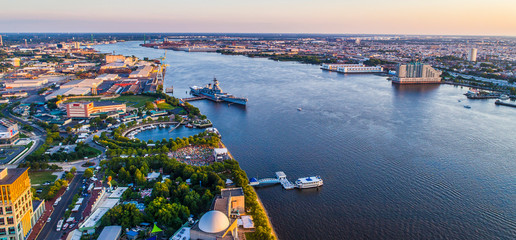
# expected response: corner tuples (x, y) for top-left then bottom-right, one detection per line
(0, 168), (33, 240)
(0, 35), (3, 46)
(468, 48), (477, 62)
(0, 119), (19, 144)
(66, 102), (126, 119)
(392, 63), (441, 84)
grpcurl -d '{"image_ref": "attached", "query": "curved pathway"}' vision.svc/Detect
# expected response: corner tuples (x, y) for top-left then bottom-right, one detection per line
(121, 121), (181, 137)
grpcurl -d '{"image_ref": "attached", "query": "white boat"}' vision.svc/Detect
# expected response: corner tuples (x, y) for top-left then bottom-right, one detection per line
(295, 176), (323, 189)
(499, 94), (509, 100)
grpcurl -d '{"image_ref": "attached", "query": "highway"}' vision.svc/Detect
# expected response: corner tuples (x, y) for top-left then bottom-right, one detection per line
(36, 173), (83, 240)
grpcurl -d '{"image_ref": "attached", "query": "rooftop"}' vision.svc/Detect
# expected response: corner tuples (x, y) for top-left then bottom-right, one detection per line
(221, 187), (244, 198)
(32, 200), (44, 211)
(97, 225), (122, 240)
(108, 187), (128, 199)
(93, 101), (126, 107)
(0, 168), (28, 185)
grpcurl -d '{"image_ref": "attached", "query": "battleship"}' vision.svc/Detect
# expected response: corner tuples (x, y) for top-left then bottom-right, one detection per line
(190, 78), (248, 106)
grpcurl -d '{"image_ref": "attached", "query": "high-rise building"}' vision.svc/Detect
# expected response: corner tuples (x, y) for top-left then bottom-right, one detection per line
(393, 63), (441, 84)
(0, 168), (33, 240)
(468, 48), (477, 62)
(0, 35), (3, 46)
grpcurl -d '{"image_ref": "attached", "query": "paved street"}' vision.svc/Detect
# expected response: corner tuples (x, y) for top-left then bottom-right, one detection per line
(36, 173), (83, 240)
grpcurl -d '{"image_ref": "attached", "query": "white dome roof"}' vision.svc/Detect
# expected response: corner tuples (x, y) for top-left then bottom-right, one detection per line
(198, 210), (229, 233)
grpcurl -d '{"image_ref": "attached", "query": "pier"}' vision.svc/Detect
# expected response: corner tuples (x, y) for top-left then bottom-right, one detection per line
(180, 96), (208, 102)
(249, 171), (295, 190)
(495, 100), (516, 108)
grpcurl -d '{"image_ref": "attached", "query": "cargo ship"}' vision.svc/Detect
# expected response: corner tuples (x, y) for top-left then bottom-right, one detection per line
(190, 78), (248, 106)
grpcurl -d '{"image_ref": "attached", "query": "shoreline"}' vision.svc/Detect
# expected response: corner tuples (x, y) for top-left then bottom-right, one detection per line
(254, 188), (279, 239)
(221, 141), (278, 239)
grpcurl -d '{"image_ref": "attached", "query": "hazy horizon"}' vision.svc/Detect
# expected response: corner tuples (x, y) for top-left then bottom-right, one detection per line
(2, 0), (516, 36)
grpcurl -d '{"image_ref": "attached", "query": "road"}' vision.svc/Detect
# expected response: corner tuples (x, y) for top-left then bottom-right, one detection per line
(1, 100), (46, 164)
(36, 173), (83, 240)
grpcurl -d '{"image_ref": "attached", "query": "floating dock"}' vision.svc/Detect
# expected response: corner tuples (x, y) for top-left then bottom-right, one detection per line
(249, 171), (295, 190)
(276, 171), (295, 189)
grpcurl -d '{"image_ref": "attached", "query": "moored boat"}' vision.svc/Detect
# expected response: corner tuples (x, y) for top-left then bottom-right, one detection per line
(295, 176), (323, 189)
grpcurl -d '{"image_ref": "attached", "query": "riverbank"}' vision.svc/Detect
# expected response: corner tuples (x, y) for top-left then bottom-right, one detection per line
(222, 141), (277, 240)
(254, 189), (278, 240)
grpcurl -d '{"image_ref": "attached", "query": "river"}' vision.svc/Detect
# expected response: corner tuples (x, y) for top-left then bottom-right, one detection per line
(95, 41), (516, 240)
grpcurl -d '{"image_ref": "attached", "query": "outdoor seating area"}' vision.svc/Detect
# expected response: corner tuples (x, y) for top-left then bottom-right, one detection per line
(169, 146), (215, 166)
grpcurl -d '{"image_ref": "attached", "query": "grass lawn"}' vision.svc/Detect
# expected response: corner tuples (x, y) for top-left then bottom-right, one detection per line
(111, 95), (157, 108)
(85, 146), (103, 158)
(157, 102), (177, 110)
(29, 171), (57, 185)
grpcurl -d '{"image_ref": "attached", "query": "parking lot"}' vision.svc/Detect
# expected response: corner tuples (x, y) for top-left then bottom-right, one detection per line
(0, 146), (25, 164)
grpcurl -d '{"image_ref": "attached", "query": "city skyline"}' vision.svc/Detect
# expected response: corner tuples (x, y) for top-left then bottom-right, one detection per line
(1, 0), (516, 36)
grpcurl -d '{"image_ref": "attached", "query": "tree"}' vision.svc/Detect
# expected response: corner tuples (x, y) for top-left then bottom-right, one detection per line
(152, 182), (170, 198)
(174, 114), (182, 122)
(145, 101), (155, 110)
(135, 169), (146, 186)
(70, 167), (77, 174)
(84, 168), (94, 178)
(101, 203), (143, 228)
(65, 172), (74, 181)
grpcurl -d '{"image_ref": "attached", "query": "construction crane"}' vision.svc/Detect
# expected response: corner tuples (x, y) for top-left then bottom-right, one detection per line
(156, 51), (169, 87)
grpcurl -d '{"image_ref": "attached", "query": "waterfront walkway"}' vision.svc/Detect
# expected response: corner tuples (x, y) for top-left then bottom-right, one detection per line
(121, 121), (178, 137)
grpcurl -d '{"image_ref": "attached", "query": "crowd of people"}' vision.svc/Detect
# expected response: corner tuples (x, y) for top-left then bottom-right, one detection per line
(169, 146), (215, 166)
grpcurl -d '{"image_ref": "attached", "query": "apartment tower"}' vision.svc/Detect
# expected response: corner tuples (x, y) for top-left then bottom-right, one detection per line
(393, 63), (441, 84)
(0, 168), (33, 240)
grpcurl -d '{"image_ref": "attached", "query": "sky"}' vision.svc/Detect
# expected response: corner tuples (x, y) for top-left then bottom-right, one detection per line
(1, 0), (516, 36)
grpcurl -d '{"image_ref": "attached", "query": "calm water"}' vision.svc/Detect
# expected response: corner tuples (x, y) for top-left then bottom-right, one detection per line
(135, 125), (204, 142)
(95, 42), (516, 240)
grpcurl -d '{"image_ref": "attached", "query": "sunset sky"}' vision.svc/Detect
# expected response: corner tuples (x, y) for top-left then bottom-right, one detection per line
(1, 0), (515, 36)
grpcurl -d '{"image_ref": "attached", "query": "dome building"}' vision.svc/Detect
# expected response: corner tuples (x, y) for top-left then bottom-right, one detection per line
(176, 188), (253, 240)
(190, 210), (237, 240)
(198, 210), (230, 233)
